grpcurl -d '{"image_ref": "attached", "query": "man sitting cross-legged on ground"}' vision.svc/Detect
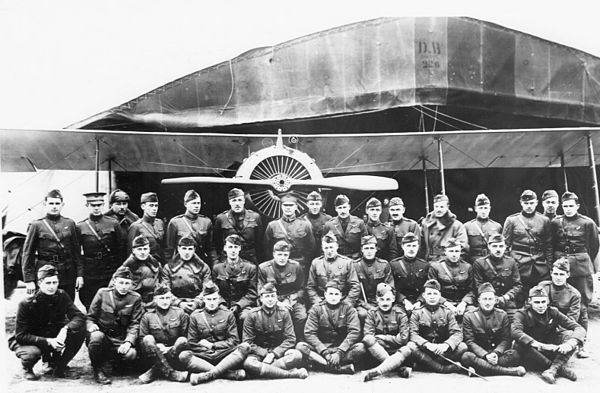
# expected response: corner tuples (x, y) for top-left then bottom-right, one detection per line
(361, 283), (413, 382)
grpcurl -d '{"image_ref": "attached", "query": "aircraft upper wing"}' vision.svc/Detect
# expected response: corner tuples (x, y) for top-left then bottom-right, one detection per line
(2, 128), (600, 174)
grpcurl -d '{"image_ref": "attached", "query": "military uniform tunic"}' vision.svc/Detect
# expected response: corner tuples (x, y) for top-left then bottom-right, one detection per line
(428, 258), (475, 306)
(409, 303), (463, 350)
(363, 306), (410, 353)
(304, 302), (361, 354)
(421, 212), (469, 261)
(105, 209), (139, 239)
(212, 258), (258, 311)
(323, 215), (368, 259)
(473, 255), (522, 309)
(188, 307), (239, 361)
(120, 254), (163, 303)
(258, 259), (305, 302)
(353, 257), (393, 309)
(307, 254), (360, 306)
(537, 280), (581, 323)
(214, 209), (263, 263)
(299, 212), (332, 257)
(243, 305), (296, 358)
(465, 218), (502, 263)
(462, 307), (511, 358)
(386, 217), (421, 259)
(128, 216), (166, 264)
(140, 306), (189, 346)
(389, 255), (430, 304)
(162, 254), (211, 309)
(87, 287), (143, 345)
(264, 215), (316, 268)
(512, 305), (586, 347)
(166, 212), (216, 265)
(366, 219), (398, 261)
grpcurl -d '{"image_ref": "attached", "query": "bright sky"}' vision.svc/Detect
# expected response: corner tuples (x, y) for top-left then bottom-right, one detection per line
(1, 0), (599, 130)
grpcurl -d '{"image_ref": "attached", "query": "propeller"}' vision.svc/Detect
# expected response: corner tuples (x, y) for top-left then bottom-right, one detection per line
(162, 175), (398, 191)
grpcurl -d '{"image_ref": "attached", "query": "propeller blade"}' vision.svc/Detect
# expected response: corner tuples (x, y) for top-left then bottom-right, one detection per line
(161, 177), (272, 186)
(290, 175), (398, 191)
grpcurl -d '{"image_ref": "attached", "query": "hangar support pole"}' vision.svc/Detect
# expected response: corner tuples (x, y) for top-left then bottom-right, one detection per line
(561, 152), (568, 192)
(95, 137), (100, 192)
(422, 158), (430, 215)
(437, 137), (446, 195)
(587, 133), (600, 225)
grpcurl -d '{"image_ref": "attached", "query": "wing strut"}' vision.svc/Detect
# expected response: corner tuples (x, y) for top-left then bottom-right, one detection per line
(587, 134), (600, 226)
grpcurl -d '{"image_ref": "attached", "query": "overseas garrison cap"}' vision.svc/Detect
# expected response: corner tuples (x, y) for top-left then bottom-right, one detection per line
(433, 194), (449, 203)
(225, 234), (242, 246)
(528, 285), (548, 298)
(322, 231), (338, 244)
(325, 280), (342, 292)
(83, 192), (106, 203)
(109, 189), (130, 204)
(520, 190), (537, 201)
(542, 189), (559, 201)
(376, 283), (395, 297)
(37, 265), (58, 280)
(366, 197), (382, 209)
(46, 189), (63, 200)
(475, 193), (490, 206)
(260, 282), (277, 295)
(154, 283), (172, 296)
(113, 266), (133, 280)
(132, 235), (150, 248)
(444, 237), (461, 249)
(424, 279), (441, 292)
(228, 188), (245, 200)
(477, 282), (496, 295)
(389, 197), (404, 207)
(361, 235), (378, 246)
(334, 194), (350, 207)
(202, 281), (219, 296)
(306, 191), (323, 201)
(488, 234), (505, 244)
(562, 191), (579, 202)
(178, 235), (195, 247)
(273, 240), (291, 252)
(141, 192), (158, 203)
(553, 258), (570, 273)
(280, 193), (297, 204)
(184, 189), (200, 203)
(402, 233), (419, 244)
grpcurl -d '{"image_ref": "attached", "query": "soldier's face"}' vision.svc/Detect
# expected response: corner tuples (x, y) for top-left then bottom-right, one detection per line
(520, 199), (538, 214)
(273, 251), (290, 266)
(142, 202), (159, 217)
(224, 242), (241, 259)
(402, 241), (419, 258)
(361, 244), (377, 260)
(185, 197), (201, 215)
(38, 275), (59, 295)
(561, 200), (579, 217)
(204, 292), (221, 311)
(478, 291), (496, 312)
(475, 204), (490, 219)
(44, 197), (64, 216)
(377, 292), (395, 312)
(87, 201), (104, 217)
(488, 241), (506, 258)
(114, 277), (133, 295)
(551, 267), (569, 286)
(261, 292), (278, 309)
(423, 287), (441, 306)
(154, 292), (173, 310)
(529, 296), (549, 314)
(111, 201), (128, 215)
(229, 196), (245, 213)
(132, 245), (150, 260)
(433, 201), (449, 217)
(322, 242), (338, 259)
(389, 205), (405, 220)
(543, 197), (559, 214)
(366, 206), (382, 222)
(325, 288), (342, 306)
(281, 202), (297, 218)
(307, 200), (322, 215)
(335, 203), (350, 218)
(444, 245), (462, 262)
(178, 245), (195, 261)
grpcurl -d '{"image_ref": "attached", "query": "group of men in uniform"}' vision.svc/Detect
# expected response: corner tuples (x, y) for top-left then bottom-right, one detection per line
(9, 186), (598, 385)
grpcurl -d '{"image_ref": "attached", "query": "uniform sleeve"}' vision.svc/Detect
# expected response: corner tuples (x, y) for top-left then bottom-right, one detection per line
(127, 224), (140, 256)
(113, 220), (127, 264)
(345, 261), (361, 306)
(390, 311), (410, 347)
(212, 216), (224, 258)
(164, 219), (177, 261)
(257, 265), (267, 293)
(294, 264), (306, 302)
(63, 291), (85, 333)
(187, 313), (201, 347)
(472, 260), (485, 290)
(214, 312), (239, 349)
(307, 261), (323, 305)
(586, 220), (600, 270)
(567, 290), (581, 322)
(387, 227), (399, 260)
(555, 309), (586, 345)
(455, 222), (470, 257)
(460, 266), (476, 305)
(180, 312), (190, 336)
(502, 218), (514, 251)
(305, 224), (316, 263)
(21, 222), (39, 283)
(511, 310), (535, 346)
(462, 313), (488, 358)
(14, 301), (50, 349)
(263, 223), (274, 258)
(542, 219), (553, 265)
(338, 307), (360, 353)
(255, 214), (266, 262)
(304, 306), (327, 354)
(409, 310), (428, 347)
(125, 296), (143, 344)
(503, 262), (523, 302)
(272, 310), (296, 358)
(86, 290), (103, 330)
(242, 312), (268, 357)
(139, 313), (151, 338)
(494, 313), (512, 354)
(550, 219), (560, 258)
(236, 265), (257, 310)
(444, 310), (463, 350)
(67, 220), (83, 277)
(363, 311), (377, 337)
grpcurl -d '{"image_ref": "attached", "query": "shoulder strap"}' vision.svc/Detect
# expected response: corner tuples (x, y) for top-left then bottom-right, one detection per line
(182, 217), (196, 235)
(440, 262), (457, 285)
(200, 310), (214, 335)
(141, 221), (160, 240)
(516, 215), (538, 245)
(473, 222), (488, 245)
(483, 257), (498, 276)
(276, 220), (293, 244)
(42, 219), (65, 250)
(85, 220), (111, 253)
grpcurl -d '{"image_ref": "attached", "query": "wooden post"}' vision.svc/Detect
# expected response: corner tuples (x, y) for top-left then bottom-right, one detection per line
(422, 157), (430, 215)
(587, 134), (600, 225)
(437, 137), (446, 195)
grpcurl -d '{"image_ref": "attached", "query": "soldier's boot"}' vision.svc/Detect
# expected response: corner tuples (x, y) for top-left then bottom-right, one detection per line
(409, 350), (460, 374)
(332, 364), (355, 375)
(138, 366), (160, 384)
(498, 349), (521, 367)
(363, 346), (411, 382)
(461, 352), (525, 377)
(541, 364), (560, 384)
(272, 349), (304, 370)
(178, 350), (214, 373)
(146, 341), (186, 382)
(23, 367), (39, 381)
(167, 337), (189, 360)
(189, 344), (250, 384)
(93, 367), (112, 385)
(243, 357), (308, 379)
(557, 366), (577, 381)
(222, 369), (247, 380)
(296, 342), (328, 367)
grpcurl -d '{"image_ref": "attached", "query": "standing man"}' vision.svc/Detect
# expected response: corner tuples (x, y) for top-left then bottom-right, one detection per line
(166, 189), (217, 266)
(323, 194), (368, 259)
(77, 192), (125, 309)
(542, 190), (560, 221)
(389, 233), (430, 312)
(307, 232), (360, 307)
(364, 197), (398, 261)
(162, 236), (212, 314)
(258, 240), (306, 339)
(386, 197), (421, 259)
(353, 235), (393, 322)
(472, 234), (522, 320)
(299, 190), (332, 258)
(503, 190), (553, 301)
(9, 265), (86, 380)
(421, 194), (468, 262)
(104, 189), (139, 237)
(86, 266), (143, 384)
(512, 286), (585, 384)
(214, 188), (264, 264)
(265, 192), (316, 270)
(121, 235), (163, 306)
(22, 189), (83, 300)
(128, 192), (166, 264)
(465, 194), (502, 264)
(550, 191), (598, 357)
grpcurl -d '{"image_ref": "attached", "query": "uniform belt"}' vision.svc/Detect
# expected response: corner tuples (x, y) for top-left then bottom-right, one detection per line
(84, 252), (107, 259)
(558, 247), (587, 254)
(511, 244), (540, 254)
(39, 254), (64, 263)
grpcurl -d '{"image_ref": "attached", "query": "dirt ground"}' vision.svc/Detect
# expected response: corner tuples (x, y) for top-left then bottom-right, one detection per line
(3, 287), (600, 393)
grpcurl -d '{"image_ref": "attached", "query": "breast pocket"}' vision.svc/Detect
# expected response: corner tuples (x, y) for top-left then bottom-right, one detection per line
(293, 227), (308, 238)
